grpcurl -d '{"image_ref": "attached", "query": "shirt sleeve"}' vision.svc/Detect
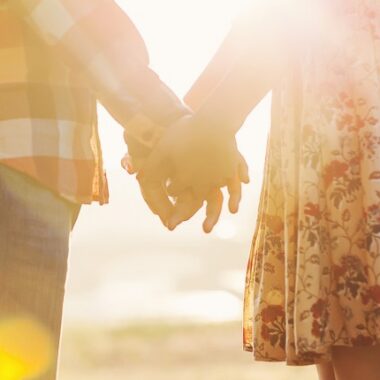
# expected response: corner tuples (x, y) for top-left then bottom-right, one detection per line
(10, 0), (189, 150)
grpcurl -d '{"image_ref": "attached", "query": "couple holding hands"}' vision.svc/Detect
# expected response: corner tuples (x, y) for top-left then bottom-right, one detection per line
(2, 1), (380, 379)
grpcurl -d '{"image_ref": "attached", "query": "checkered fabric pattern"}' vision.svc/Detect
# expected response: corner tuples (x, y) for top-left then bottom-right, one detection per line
(1, 0), (188, 204)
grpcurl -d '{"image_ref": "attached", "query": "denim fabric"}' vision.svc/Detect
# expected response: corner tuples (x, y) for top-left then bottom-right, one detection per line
(0, 164), (80, 379)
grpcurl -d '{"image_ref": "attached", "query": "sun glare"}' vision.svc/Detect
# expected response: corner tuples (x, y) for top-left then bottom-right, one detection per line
(0, 317), (53, 380)
(166, 290), (242, 323)
(100, 0), (257, 170)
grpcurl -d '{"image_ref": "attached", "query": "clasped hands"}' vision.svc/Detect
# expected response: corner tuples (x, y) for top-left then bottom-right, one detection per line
(123, 115), (249, 233)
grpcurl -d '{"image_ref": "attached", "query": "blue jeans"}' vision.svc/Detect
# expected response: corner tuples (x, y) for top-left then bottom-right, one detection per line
(0, 164), (80, 379)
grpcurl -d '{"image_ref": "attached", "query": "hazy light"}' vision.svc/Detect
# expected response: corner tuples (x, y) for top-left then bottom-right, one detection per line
(65, 285), (243, 325)
(165, 291), (241, 322)
(215, 220), (238, 240)
(101, 0), (257, 170)
(69, 0), (270, 326)
(220, 270), (246, 294)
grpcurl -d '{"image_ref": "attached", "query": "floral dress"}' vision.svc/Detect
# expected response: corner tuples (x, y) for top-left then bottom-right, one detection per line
(243, 0), (380, 365)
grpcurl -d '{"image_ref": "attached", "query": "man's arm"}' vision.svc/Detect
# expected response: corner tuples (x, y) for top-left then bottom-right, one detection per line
(10, 0), (189, 154)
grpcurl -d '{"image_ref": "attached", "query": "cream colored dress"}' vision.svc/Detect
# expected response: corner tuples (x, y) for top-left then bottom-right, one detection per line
(243, 0), (380, 365)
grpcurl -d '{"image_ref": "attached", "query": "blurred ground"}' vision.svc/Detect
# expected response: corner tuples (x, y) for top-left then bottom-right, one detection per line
(60, 322), (317, 380)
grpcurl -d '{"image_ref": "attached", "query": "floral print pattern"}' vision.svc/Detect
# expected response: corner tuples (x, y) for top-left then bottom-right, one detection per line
(244, 0), (380, 365)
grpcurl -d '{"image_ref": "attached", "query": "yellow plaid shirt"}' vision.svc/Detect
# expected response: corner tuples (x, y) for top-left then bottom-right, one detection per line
(1, 0), (188, 204)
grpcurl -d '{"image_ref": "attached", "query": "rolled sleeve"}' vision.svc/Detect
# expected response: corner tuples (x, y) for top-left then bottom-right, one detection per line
(11, 0), (189, 150)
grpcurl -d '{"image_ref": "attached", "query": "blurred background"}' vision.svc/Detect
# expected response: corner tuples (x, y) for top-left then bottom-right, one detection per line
(59, 0), (317, 379)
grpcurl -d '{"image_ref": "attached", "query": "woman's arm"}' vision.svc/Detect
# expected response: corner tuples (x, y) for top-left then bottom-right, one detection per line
(186, 1), (292, 134)
(184, 27), (246, 111)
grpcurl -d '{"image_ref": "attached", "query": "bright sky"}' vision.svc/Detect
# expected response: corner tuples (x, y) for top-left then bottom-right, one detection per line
(73, 0), (271, 242)
(100, 0), (269, 166)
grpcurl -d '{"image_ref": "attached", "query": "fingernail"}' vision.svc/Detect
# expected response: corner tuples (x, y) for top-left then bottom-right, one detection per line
(203, 222), (212, 234)
(229, 202), (237, 214)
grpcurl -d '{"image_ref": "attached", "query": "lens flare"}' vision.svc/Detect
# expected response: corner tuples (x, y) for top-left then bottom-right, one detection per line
(0, 317), (54, 380)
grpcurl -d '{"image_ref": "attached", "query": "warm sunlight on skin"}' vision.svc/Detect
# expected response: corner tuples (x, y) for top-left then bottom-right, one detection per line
(0, 317), (53, 380)
(102, 0), (257, 170)
(68, 0), (272, 326)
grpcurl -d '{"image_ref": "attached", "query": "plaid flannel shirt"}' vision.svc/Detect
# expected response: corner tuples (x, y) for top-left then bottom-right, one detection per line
(1, 0), (188, 204)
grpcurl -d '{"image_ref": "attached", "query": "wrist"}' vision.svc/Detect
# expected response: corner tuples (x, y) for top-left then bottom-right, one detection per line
(192, 111), (237, 142)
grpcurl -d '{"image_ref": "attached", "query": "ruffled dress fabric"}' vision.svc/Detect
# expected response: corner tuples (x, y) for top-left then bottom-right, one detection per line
(243, 0), (380, 365)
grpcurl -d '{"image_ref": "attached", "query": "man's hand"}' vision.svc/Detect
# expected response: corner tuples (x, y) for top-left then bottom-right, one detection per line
(134, 115), (249, 232)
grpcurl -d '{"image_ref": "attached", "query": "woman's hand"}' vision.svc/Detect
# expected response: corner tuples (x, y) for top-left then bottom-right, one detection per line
(167, 152), (249, 232)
